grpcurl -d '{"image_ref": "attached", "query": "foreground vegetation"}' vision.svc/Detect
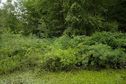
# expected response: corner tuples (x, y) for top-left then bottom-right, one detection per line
(0, 31), (126, 75)
(0, 0), (126, 83)
(0, 69), (126, 84)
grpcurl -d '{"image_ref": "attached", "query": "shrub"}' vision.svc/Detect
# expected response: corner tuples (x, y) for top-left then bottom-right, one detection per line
(0, 32), (49, 74)
(75, 44), (126, 69)
(42, 32), (126, 71)
(52, 35), (71, 49)
(0, 32), (126, 73)
(83, 32), (126, 49)
(42, 48), (77, 71)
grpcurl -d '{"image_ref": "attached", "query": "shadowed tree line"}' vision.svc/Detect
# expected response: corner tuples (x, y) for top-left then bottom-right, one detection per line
(0, 0), (126, 37)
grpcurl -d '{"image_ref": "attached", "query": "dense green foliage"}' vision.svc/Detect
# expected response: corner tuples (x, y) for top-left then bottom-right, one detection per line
(0, 32), (126, 74)
(0, 0), (126, 37)
(0, 32), (50, 74)
(0, 0), (126, 78)
(43, 32), (126, 71)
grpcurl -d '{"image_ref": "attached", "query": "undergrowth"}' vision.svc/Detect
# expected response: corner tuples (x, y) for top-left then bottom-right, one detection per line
(0, 31), (126, 74)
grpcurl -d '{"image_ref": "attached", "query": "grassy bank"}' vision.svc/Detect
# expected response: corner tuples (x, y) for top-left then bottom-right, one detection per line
(0, 69), (126, 84)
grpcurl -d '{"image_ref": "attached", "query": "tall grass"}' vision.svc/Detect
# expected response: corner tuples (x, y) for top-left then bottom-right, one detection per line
(0, 32), (51, 74)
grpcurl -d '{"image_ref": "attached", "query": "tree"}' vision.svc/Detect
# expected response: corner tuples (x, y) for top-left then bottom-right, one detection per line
(107, 0), (126, 32)
(7, 0), (124, 37)
(0, 0), (25, 33)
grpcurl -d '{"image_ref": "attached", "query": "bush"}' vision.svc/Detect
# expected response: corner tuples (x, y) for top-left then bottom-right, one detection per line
(82, 32), (126, 49)
(42, 32), (126, 71)
(42, 47), (77, 71)
(0, 32), (126, 73)
(0, 32), (50, 74)
(75, 44), (126, 69)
